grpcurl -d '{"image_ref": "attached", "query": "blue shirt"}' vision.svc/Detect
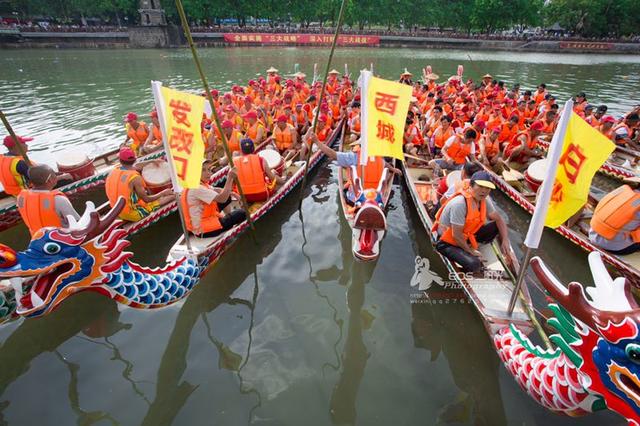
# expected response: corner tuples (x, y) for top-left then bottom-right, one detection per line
(336, 151), (358, 168)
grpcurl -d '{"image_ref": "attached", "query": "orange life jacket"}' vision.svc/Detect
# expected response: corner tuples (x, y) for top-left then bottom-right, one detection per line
(534, 90), (546, 105)
(233, 154), (269, 196)
(433, 126), (454, 149)
(296, 111), (308, 126)
(504, 131), (533, 161)
(273, 124), (295, 151)
(151, 125), (162, 142)
(406, 123), (425, 146)
(356, 153), (385, 190)
(600, 124), (615, 141)
(445, 136), (473, 165)
(180, 184), (222, 235)
(105, 167), (148, 219)
(0, 154), (28, 196)
(245, 122), (264, 142)
(127, 122), (149, 154)
(16, 189), (63, 236)
(481, 135), (500, 157)
(316, 126), (331, 142)
(226, 129), (242, 153)
(498, 123), (519, 143)
(590, 185), (640, 242)
(434, 189), (487, 249)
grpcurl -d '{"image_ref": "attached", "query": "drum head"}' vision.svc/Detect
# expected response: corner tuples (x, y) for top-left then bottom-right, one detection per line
(142, 162), (171, 185)
(258, 149), (283, 168)
(56, 151), (89, 168)
(527, 159), (548, 182)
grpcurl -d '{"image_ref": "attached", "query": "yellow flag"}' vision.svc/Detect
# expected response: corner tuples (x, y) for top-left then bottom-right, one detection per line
(364, 76), (412, 161)
(159, 86), (205, 189)
(545, 112), (615, 228)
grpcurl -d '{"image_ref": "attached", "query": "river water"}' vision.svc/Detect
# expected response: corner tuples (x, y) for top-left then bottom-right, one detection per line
(1, 47), (639, 425)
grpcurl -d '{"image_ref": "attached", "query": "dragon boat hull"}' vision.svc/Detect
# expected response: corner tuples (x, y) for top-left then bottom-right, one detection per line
(402, 162), (533, 336)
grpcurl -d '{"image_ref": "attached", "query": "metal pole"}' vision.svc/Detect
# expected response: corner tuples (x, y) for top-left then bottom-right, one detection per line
(174, 0), (256, 240)
(507, 246), (534, 315)
(0, 110), (32, 166)
(298, 0), (348, 209)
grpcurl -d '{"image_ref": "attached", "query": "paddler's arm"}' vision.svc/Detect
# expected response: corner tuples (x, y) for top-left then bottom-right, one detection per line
(309, 133), (338, 160)
(262, 158), (285, 185)
(131, 176), (170, 202)
(213, 168), (237, 203)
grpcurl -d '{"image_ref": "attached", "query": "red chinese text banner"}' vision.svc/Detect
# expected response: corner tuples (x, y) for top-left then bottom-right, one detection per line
(223, 33), (380, 46)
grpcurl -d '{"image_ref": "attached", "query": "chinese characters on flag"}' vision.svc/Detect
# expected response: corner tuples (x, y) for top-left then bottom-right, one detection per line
(544, 112), (615, 228)
(360, 71), (412, 163)
(157, 86), (206, 189)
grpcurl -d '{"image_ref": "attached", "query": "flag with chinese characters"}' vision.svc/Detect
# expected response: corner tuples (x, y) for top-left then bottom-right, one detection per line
(360, 71), (412, 164)
(544, 112), (615, 228)
(156, 86), (206, 189)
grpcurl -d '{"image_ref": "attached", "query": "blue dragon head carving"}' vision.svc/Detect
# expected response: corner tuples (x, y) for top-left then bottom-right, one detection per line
(0, 199), (129, 318)
(532, 252), (640, 424)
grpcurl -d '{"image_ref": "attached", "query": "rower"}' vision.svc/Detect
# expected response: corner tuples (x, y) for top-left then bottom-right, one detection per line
(0, 135), (32, 196)
(221, 119), (242, 154)
(599, 115), (617, 140)
(503, 120), (544, 170)
(142, 110), (163, 154)
(433, 171), (511, 273)
(429, 129), (477, 176)
(270, 115), (298, 156)
(589, 180), (640, 255)
(123, 112), (150, 155)
(310, 135), (401, 205)
(613, 113), (640, 150)
(243, 111), (266, 145)
(16, 165), (81, 236)
(181, 162), (246, 238)
(478, 125), (502, 169)
(105, 148), (173, 222)
(233, 138), (285, 203)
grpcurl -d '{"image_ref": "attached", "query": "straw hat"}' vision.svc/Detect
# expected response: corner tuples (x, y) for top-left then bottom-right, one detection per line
(448, 75), (461, 82)
(328, 69), (340, 75)
(266, 67), (279, 73)
(294, 72), (306, 79)
(425, 73), (439, 80)
(401, 68), (413, 76)
(482, 73), (493, 79)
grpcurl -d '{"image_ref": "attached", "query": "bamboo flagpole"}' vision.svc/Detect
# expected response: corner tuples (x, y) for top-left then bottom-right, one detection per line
(174, 0), (256, 238)
(0, 110), (32, 166)
(507, 99), (574, 315)
(298, 0), (348, 209)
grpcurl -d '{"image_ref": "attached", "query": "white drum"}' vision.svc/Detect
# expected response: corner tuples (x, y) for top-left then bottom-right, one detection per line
(142, 162), (172, 194)
(56, 151), (95, 180)
(525, 158), (548, 192)
(258, 149), (285, 175)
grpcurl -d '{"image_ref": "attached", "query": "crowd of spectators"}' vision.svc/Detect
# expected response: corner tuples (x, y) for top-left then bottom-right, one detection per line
(2, 21), (639, 43)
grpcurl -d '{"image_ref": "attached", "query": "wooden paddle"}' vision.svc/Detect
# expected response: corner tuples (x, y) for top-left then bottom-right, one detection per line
(404, 153), (431, 164)
(500, 162), (525, 182)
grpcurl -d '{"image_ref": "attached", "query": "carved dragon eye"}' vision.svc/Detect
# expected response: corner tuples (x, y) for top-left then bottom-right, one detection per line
(625, 343), (640, 364)
(43, 242), (61, 255)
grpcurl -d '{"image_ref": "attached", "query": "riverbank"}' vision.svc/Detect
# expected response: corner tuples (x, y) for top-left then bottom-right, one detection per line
(2, 29), (639, 54)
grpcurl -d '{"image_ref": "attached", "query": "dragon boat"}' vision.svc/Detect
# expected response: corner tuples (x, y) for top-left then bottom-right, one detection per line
(0, 147), (165, 233)
(0, 121), (344, 323)
(402, 160), (534, 335)
(404, 159), (640, 425)
(481, 163), (640, 289)
(337, 133), (395, 261)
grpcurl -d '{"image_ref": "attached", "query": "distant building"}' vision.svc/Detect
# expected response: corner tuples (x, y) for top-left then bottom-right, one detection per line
(139, 0), (166, 26)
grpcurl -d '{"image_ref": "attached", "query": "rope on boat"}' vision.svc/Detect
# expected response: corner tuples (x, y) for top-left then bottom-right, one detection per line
(298, 0), (348, 208)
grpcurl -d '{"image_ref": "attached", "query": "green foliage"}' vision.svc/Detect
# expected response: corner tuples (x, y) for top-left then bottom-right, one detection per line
(2, 0), (638, 36)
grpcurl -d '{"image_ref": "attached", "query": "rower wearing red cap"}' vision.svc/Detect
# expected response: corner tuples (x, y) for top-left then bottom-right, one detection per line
(142, 110), (164, 154)
(503, 121), (544, 169)
(0, 135), (33, 196)
(243, 111), (266, 145)
(219, 120), (242, 154)
(599, 115), (617, 140)
(123, 112), (150, 155)
(268, 115), (298, 155)
(294, 103), (309, 134)
(105, 148), (173, 222)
